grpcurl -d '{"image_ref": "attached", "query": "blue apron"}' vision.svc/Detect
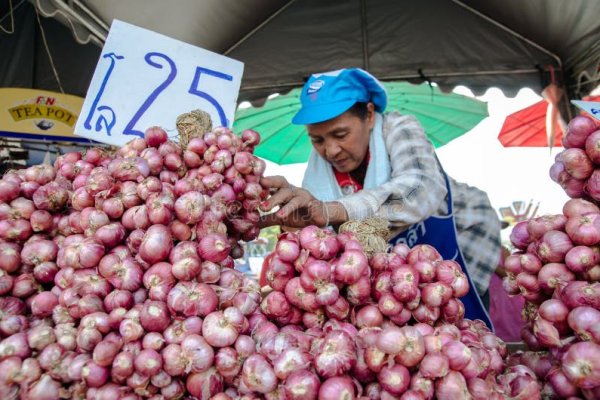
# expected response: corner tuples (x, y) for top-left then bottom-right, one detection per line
(389, 171), (494, 330)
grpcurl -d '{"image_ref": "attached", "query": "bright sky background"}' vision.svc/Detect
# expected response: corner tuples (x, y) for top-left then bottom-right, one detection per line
(260, 87), (571, 220)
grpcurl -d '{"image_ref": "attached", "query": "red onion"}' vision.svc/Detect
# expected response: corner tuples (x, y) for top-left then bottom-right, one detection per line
(260, 291), (291, 318)
(318, 376), (356, 400)
(0, 180), (20, 203)
(568, 306), (600, 342)
(202, 310), (240, 348)
(566, 213), (600, 246)
(275, 238), (300, 263)
(264, 256), (295, 292)
(171, 257), (201, 281)
(354, 305), (384, 328)
(241, 354), (277, 394)
(299, 226), (340, 260)
(93, 339), (122, 367)
(26, 374), (61, 400)
(186, 368), (224, 399)
(181, 333), (215, 373)
(273, 348), (311, 380)
(509, 221), (531, 250)
(0, 218), (32, 241)
(0, 242), (21, 273)
(334, 249), (368, 285)
(167, 282), (218, 317)
(32, 182), (68, 212)
(565, 245), (598, 272)
(379, 364), (410, 395)
(145, 126), (168, 147)
(566, 115), (597, 148)
(30, 291), (58, 318)
(537, 230), (573, 263)
(435, 370), (470, 399)
(139, 224), (173, 264)
(539, 299), (569, 323)
(81, 360), (109, 388)
(391, 265), (419, 302)
(419, 351), (449, 379)
(283, 369), (320, 400)
(547, 367), (580, 398)
(559, 281), (600, 309)
(313, 330), (357, 378)
(561, 341), (600, 389)
(140, 300), (170, 332)
(563, 198), (600, 218)
(561, 148), (594, 179)
(198, 232), (231, 263)
(585, 170), (600, 201)
(134, 349), (163, 377)
(538, 262), (576, 293)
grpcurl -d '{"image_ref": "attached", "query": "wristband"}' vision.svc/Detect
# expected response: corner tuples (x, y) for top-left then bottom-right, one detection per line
(321, 201), (330, 228)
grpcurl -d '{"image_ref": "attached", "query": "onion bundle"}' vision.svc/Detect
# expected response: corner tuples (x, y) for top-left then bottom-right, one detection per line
(550, 115), (600, 199)
(496, 116), (600, 398)
(504, 198), (600, 397)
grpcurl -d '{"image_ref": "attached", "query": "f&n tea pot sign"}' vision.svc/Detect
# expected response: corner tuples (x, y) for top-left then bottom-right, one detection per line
(75, 20), (244, 146)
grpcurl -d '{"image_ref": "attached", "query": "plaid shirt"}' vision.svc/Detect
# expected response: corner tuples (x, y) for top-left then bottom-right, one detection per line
(337, 112), (501, 295)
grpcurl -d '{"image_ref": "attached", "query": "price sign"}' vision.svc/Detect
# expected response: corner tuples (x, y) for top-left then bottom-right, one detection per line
(571, 100), (600, 122)
(75, 20), (244, 146)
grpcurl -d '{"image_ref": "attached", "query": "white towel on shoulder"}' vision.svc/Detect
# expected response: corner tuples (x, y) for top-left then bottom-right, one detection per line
(302, 113), (391, 201)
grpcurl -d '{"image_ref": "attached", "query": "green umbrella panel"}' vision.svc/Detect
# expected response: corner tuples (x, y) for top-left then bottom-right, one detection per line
(233, 82), (488, 165)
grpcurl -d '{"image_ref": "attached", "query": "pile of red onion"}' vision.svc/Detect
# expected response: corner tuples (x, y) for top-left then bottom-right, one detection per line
(0, 126), (272, 399)
(251, 230), (538, 399)
(550, 115), (600, 199)
(0, 122), (540, 399)
(504, 196), (600, 397)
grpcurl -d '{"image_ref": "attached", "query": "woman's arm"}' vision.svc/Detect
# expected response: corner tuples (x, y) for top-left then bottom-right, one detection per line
(336, 113), (448, 231)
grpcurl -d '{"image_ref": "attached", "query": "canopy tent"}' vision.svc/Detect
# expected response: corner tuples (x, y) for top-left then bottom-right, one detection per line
(2, 0), (600, 110)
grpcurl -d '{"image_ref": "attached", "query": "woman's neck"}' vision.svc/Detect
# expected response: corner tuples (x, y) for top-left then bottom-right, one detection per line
(350, 153), (369, 186)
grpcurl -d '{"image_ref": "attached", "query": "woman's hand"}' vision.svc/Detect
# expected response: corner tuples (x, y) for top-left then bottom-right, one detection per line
(259, 176), (328, 228)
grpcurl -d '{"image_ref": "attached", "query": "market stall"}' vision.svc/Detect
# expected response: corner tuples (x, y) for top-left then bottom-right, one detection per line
(1, 1), (600, 399)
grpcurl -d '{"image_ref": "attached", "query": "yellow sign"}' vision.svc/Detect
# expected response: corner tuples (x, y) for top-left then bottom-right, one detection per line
(0, 88), (90, 143)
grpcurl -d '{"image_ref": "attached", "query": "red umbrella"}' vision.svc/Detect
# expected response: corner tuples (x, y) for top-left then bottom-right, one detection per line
(498, 95), (600, 147)
(498, 100), (564, 147)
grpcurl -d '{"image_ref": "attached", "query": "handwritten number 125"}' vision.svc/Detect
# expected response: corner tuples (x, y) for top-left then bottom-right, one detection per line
(188, 67), (233, 127)
(123, 52), (177, 138)
(123, 53), (234, 138)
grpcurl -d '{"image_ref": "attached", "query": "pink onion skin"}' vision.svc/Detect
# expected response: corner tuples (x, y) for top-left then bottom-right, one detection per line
(566, 115), (597, 148)
(139, 224), (173, 265)
(318, 376), (356, 400)
(186, 367), (223, 399)
(561, 341), (600, 389)
(565, 213), (600, 246)
(537, 230), (573, 263)
(561, 148), (594, 180)
(559, 281), (600, 309)
(379, 364), (410, 395)
(567, 306), (600, 343)
(145, 126), (168, 148)
(283, 369), (320, 400)
(313, 330), (357, 378)
(241, 354), (277, 394)
(563, 198), (600, 218)
(435, 370), (470, 400)
(565, 245), (598, 273)
(510, 221), (531, 250)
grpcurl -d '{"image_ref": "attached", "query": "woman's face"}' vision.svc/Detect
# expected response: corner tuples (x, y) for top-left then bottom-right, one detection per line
(307, 103), (375, 173)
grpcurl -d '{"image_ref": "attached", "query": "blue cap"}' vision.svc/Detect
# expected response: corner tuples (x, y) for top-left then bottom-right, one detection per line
(292, 68), (388, 125)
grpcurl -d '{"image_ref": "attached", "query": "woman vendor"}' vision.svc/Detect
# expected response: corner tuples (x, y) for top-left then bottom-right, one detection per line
(258, 68), (501, 328)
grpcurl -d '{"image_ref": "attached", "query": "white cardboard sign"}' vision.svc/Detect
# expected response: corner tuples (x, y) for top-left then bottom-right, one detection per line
(75, 20), (244, 146)
(571, 100), (600, 122)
